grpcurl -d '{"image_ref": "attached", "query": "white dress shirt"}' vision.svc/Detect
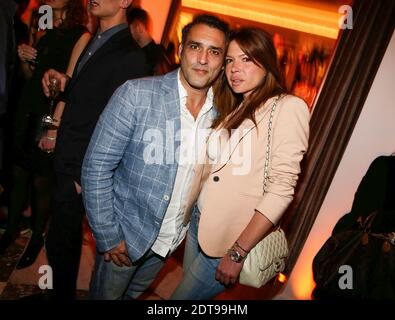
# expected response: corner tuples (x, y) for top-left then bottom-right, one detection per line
(151, 70), (215, 257)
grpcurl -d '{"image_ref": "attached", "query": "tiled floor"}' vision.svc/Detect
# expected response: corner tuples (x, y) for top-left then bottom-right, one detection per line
(0, 224), (284, 300)
(0, 233), (30, 298)
(0, 223), (184, 300)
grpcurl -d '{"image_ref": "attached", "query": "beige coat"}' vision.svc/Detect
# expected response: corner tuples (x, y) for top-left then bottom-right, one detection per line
(183, 95), (310, 258)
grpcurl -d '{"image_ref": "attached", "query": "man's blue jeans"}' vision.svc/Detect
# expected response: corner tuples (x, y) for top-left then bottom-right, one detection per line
(89, 249), (165, 300)
(171, 205), (226, 300)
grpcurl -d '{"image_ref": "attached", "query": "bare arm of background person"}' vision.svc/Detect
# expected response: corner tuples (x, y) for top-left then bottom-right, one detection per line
(39, 32), (91, 153)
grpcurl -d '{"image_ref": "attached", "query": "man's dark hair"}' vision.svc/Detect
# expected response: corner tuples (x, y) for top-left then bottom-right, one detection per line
(127, 7), (149, 28)
(181, 14), (230, 45)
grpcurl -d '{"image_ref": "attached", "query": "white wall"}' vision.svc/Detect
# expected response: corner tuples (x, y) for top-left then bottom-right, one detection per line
(276, 30), (395, 300)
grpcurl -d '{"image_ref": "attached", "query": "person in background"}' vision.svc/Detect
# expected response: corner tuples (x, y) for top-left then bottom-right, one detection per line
(165, 40), (179, 70)
(0, 0), (16, 120)
(0, 0), (30, 231)
(81, 14), (229, 300)
(312, 153), (395, 299)
(36, 0), (148, 300)
(127, 7), (172, 75)
(83, 0), (98, 34)
(0, 0), (87, 271)
(0, 0), (17, 207)
(171, 27), (310, 299)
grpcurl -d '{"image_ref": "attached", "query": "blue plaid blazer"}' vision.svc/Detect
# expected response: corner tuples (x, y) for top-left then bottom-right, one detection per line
(82, 69), (204, 261)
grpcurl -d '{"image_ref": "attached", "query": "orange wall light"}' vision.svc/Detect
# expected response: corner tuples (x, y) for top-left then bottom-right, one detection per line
(182, 0), (341, 39)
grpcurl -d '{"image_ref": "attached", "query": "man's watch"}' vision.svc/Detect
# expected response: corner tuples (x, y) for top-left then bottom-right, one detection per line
(227, 248), (246, 263)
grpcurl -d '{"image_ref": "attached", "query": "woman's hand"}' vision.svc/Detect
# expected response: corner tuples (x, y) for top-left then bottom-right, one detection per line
(17, 44), (37, 63)
(38, 135), (56, 153)
(215, 254), (244, 286)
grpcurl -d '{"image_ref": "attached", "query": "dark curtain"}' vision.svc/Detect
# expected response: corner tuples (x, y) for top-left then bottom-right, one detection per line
(160, 0), (180, 46)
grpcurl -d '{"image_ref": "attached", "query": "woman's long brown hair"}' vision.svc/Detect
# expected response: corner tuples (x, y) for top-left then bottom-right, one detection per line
(213, 28), (286, 132)
(60, 0), (86, 30)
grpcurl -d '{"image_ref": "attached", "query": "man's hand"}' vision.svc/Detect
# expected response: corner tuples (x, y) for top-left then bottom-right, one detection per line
(104, 240), (132, 267)
(42, 69), (69, 97)
(215, 254), (244, 286)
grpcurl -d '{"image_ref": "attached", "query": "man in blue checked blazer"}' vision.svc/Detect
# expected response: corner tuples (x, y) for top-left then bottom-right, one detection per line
(81, 15), (229, 300)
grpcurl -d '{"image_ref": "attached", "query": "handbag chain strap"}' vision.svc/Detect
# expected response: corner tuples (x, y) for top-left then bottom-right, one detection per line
(263, 95), (281, 194)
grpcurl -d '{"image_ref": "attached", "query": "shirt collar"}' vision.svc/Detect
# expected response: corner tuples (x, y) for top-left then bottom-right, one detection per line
(177, 70), (214, 115)
(177, 70), (188, 101)
(95, 23), (128, 40)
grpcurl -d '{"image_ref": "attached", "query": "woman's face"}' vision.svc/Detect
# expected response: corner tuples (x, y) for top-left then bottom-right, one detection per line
(225, 40), (266, 98)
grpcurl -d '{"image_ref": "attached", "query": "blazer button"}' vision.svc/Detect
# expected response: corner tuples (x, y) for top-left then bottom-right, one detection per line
(213, 176), (220, 182)
(163, 195), (170, 201)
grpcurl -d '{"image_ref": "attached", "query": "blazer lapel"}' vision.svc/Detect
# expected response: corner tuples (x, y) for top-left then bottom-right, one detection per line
(68, 28), (128, 92)
(161, 70), (180, 122)
(160, 70), (182, 164)
(211, 96), (277, 173)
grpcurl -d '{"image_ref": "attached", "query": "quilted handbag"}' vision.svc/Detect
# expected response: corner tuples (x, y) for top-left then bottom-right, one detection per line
(240, 228), (289, 288)
(239, 96), (289, 288)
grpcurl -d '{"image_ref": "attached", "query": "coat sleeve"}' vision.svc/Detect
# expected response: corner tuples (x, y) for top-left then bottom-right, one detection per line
(255, 95), (310, 225)
(81, 81), (137, 252)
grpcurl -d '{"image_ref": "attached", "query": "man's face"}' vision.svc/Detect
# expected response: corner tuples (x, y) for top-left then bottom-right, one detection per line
(129, 21), (140, 41)
(88, 0), (126, 19)
(179, 23), (226, 92)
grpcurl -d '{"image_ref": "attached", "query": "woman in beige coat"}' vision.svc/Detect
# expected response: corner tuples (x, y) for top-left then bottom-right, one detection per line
(171, 27), (310, 299)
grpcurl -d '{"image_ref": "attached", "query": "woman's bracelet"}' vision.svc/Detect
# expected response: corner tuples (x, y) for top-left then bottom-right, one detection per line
(45, 136), (56, 141)
(234, 241), (249, 254)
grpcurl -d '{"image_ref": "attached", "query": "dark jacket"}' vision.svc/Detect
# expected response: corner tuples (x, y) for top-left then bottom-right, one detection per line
(332, 155), (395, 234)
(312, 155), (395, 300)
(0, 0), (16, 115)
(55, 27), (149, 183)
